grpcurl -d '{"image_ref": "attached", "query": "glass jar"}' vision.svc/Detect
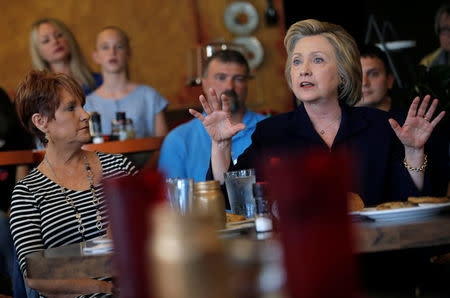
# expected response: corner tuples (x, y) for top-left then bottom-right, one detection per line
(111, 111), (127, 141)
(125, 118), (136, 140)
(89, 112), (104, 144)
(193, 181), (226, 230)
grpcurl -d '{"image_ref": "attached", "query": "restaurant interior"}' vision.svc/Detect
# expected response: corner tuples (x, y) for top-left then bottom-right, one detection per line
(0, 0), (449, 297)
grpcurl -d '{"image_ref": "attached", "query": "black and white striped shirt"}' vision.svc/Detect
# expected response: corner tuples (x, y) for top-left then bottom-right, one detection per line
(9, 152), (137, 297)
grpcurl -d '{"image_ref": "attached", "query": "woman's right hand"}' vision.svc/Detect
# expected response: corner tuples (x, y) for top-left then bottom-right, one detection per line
(189, 88), (246, 145)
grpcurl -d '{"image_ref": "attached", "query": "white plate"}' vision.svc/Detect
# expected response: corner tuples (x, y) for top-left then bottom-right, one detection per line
(224, 1), (259, 35)
(375, 40), (416, 51)
(351, 202), (450, 223)
(232, 36), (264, 69)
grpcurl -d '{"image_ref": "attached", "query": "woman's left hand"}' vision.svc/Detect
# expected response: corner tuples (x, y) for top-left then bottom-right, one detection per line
(389, 95), (445, 150)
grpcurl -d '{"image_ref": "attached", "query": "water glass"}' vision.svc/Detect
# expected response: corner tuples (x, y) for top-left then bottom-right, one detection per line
(166, 178), (194, 215)
(224, 169), (256, 218)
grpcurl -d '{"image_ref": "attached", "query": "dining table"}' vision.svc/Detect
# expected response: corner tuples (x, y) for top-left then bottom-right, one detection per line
(24, 210), (450, 280)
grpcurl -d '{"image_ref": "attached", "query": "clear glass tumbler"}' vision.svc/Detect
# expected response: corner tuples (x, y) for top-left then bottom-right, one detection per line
(165, 178), (194, 215)
(224, 169), (256, 218)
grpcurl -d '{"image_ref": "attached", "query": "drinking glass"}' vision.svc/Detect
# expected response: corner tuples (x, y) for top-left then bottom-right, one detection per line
(165, 178), (194, 215)
(224, 169), (256, 218)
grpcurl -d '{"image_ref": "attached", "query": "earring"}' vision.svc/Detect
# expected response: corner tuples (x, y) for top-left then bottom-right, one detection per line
(338, 76), (346, 91)
(43, 134), (49, 144)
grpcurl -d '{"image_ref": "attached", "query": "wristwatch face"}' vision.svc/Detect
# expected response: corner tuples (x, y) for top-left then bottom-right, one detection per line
(224, 1), (259, 35)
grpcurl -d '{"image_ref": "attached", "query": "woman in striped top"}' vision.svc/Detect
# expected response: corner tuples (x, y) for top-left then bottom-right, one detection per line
(10, 70), (137, 297)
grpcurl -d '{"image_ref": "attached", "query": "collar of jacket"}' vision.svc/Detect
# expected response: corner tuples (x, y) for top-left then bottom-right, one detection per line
(288, 100), (370, 145)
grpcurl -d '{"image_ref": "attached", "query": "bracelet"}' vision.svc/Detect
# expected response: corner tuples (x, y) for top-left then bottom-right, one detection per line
(403, 154), (427, 172)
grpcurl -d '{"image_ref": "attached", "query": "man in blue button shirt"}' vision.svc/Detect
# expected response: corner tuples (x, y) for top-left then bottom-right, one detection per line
(159, 49), (266, 181)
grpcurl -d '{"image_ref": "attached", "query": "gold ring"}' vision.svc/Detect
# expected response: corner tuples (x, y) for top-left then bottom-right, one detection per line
(424, 116), (430, 122)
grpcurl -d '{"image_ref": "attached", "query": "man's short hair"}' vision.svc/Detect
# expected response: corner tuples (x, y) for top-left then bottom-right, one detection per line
(359, 44), (392, 74)
(202, 49), (250, 77)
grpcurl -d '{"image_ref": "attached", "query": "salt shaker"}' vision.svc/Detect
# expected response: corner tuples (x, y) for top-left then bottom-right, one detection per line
(253, 182), (273, 233)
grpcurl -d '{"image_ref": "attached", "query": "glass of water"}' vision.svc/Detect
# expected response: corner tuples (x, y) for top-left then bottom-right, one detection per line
(224, 169), (256, 218)
(165, 178), (194, 215)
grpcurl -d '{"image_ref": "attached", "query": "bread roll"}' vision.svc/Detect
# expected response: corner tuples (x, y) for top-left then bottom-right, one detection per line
(376, 201), (418, 210)
(408, 197), (450, 204)
(226, 212), (246, 223)
(347, 192), (364, 212)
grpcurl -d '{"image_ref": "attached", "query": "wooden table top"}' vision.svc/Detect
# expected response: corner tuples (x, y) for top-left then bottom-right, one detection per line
(25, 214), (450, 279)
(26, 241), (112, 279)
(354, 215), (450, 253)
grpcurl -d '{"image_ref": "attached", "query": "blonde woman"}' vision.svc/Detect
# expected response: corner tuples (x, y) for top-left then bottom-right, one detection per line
(30, 18), (102, 95)
(190, 19), (445, 207)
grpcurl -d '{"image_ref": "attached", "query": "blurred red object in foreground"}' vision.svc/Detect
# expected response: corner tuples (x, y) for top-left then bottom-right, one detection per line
(104, 169), (166, 298)
(265, 150), (360, 298)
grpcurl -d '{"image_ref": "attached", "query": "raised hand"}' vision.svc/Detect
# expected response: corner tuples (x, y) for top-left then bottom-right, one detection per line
(388, 95), (445, 150)
(189, 88), (246, 144)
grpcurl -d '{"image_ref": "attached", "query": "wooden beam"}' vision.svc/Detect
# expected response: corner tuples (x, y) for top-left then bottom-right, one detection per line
(0, 150), (33, 166)
(81, 137), (164, 154)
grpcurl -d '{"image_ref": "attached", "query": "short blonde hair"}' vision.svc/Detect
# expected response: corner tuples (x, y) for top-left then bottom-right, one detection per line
(29, 18), (96, 91)
(284, 19), (362, 106)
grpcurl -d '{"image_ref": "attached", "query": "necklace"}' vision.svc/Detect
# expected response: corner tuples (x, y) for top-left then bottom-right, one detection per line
(316, 117), (341, 135)
(45, 152), (103, 239)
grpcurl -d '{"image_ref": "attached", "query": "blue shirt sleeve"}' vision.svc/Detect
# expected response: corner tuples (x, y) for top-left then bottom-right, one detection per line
(141, 86), (168, 137)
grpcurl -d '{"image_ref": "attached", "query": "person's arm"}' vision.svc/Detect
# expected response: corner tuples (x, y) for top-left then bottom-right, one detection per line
(389, 95), (445, 191)
(119, 153), (139, 176)
(211, 139), (232, 184)
(154, 111), (168, 137)
(147, 87), (169, 137)
(189, 88), (245, 184)
(9, 183), (46, 274)
(15, 165), (29, 182)
(26, 278), (112, 297)
(403, 148), (426, 190)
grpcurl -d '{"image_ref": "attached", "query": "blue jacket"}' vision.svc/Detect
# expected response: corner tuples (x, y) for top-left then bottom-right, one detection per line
(224, 103), (424, 207)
